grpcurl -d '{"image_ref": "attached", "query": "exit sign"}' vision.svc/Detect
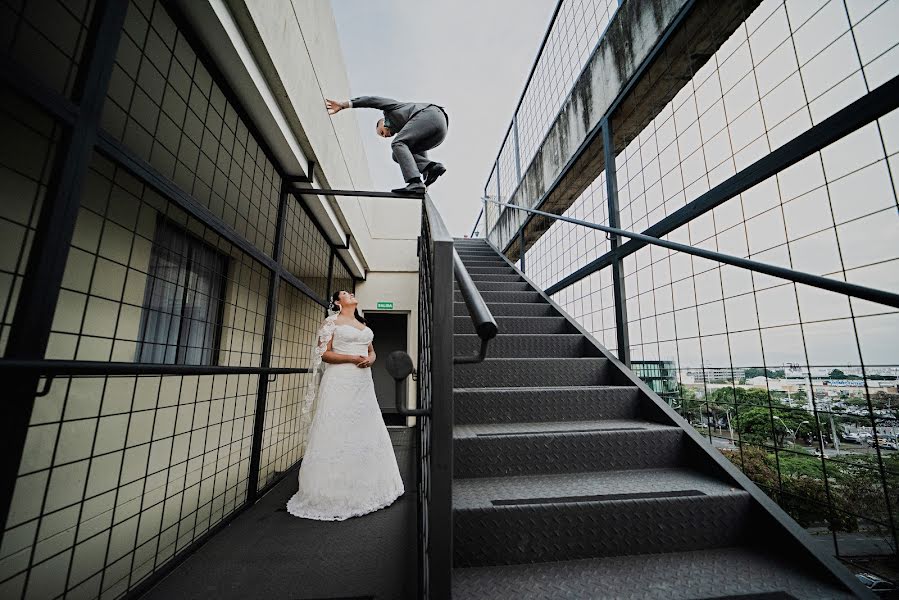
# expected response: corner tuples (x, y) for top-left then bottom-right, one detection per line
(376, 301), (394, 310)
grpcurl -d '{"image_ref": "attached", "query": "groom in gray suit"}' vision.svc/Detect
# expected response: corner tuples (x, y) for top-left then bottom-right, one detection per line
(326, 96), (448, 196)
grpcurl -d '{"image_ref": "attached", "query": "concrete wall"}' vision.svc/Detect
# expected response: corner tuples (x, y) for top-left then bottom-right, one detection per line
(494, 0), (761, 255)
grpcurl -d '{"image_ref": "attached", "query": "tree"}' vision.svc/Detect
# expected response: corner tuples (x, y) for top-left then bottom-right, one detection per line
(732, 406), (817, 446)
(744, 367), (786, 379)
(673, 384), (701, 422)
(709, 386), (772, 408)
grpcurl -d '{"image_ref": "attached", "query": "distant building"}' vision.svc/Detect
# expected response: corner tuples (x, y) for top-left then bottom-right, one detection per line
(633, 360), (678, 402)
(684, 367), (746, 383)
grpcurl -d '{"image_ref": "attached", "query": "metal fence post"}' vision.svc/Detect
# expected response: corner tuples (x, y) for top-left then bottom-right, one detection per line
(326, 248), (336, 306)
(603, 119), (631, 367)
(512, 114), (522, 184)
(519, 227), (526, 274)
(247, 181), (290, 503)
(482, 195), (488, 240)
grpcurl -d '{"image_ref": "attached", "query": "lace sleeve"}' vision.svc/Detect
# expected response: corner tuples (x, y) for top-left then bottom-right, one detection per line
(303, 313), (338, 413)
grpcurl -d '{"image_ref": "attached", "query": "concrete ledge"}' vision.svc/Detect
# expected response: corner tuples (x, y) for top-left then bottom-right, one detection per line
(495, 0), (762, 257)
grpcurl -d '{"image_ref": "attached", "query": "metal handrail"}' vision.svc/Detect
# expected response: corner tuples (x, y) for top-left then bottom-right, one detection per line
(486, 198), (899, 310)
(0, 359), (310, 377)
(453, 249), (498, 364)
(469, 207), (483, 239)
(0, 359), (311, 398)
(386, 350), (428, 416)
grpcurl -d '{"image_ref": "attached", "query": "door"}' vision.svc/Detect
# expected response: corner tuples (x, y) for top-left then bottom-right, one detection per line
(365, 312), (409, 426)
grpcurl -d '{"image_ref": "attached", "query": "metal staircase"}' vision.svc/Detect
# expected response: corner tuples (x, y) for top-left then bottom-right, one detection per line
(448, 238), (870, 600)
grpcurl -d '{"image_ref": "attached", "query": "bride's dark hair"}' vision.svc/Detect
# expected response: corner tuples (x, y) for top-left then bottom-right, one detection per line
(330, 290), (366, 325)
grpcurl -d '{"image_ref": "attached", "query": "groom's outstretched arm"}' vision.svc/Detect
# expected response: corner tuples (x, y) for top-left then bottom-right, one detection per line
(326, 96), (402, 115)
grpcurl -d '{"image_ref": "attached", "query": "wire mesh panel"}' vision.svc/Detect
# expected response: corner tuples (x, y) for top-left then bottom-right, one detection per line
(258, 284), (321, 491)
(1, 371), (258, 599)
(0, 92), (63, 356)
(281, 199), (330, 300)
(46, 153), (270, 366)
(0, 0), (97, 98)
(100, 0), (280, 258)
(486, 0), (620, 242)
(331, 254), (355, 296)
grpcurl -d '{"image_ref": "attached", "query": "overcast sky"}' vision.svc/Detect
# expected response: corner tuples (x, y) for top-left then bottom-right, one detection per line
(330, 0), (555, 237)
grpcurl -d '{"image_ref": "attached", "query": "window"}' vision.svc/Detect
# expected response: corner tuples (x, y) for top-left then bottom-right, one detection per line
(136, 217), (228, 365)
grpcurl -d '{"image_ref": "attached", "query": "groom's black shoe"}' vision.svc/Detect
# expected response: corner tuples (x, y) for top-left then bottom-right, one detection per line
(391, 180), (426, 196)
(423, 162), (447, 187)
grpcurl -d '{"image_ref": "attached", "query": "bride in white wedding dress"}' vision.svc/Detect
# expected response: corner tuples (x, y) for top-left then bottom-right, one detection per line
(286, 290), (405, 521)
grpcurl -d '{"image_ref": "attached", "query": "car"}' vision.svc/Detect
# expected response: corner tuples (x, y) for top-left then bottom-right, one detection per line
(869, 439), (899, 451)
(855, 572), (897, 596)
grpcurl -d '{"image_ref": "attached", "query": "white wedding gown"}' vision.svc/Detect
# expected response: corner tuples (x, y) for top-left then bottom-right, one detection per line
(286, 324), (405, 520)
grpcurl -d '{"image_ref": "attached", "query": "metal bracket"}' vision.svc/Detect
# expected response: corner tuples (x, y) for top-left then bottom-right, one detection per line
(334, 233), (352, 251)
(285, 161), (316, 185)
(291, 187), (425, 199)
(35, 376), (55, 398)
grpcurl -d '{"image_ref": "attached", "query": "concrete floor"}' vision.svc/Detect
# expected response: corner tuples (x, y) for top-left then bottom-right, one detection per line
(141, 427), (418, 600)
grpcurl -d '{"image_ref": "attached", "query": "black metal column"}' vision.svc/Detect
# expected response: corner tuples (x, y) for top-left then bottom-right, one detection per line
(0, 0), (128, 530)
(325, 247), (336, 308)
(603, 119), (631, 367)
(246, 180), (289, 504)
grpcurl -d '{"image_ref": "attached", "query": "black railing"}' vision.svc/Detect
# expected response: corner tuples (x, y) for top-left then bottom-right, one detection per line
(485, 199), (899, 311)
(452, 249), (499, 364)
(413, 194), (455, 599)
(383, 227), (496, 597)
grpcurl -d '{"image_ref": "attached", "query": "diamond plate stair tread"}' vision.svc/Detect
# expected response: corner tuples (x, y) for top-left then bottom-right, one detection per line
(466, 265), (515, 271)
(454, 301), (556, 317)
(454, 419), (676, 439)
(468, 274), (523, 281)
(452, 547), (855, 600)
(455, 281), (532, 291)
(453, 334), (587, 358)
(453, 290), (544, 303)
(454, 316), (571, 334)
(453, 467), (739, 510)
(453, 386), (640, 424)
(453, 357), (611, 387)
(459, 256), (508, 262)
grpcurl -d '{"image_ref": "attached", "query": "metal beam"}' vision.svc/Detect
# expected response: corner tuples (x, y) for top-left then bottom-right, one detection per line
(487, 199), (899, 310)
(603, 120), (630, 366)
(247, 178), (290, 504)
(0, 360), (309, 377)
(292, 187), (424, 199)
